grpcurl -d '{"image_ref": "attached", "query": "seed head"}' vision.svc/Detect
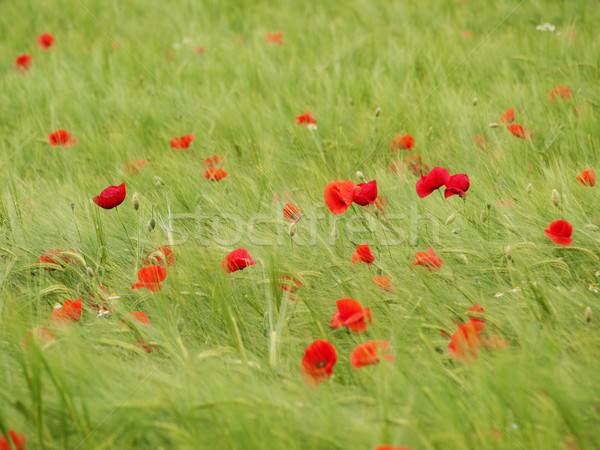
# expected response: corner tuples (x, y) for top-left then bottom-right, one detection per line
(551, 189), (561, 206)
(288, 223), (296, 237)
(132, 192), (140, 210)
(585, 306), (592, 323)
(331, 225), (339, 240)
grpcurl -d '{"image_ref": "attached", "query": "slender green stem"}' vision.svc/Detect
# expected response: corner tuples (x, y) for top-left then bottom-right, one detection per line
(115, 207), (136, 259)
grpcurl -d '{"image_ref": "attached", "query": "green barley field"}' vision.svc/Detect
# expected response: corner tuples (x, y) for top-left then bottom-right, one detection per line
(1, 0), (599, 448)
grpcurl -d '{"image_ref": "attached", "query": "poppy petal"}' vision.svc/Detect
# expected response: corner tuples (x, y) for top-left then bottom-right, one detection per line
(416, 167), (450, 198)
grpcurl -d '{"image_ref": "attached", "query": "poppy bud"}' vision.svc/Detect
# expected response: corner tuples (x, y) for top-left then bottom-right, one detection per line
(480, 212), (487, 223)
(87, 267), (94, 277)
(375, 107), (381, 117)
(506, 245), (512, 260)
(472, 97), (478, 105)
(154, 176), (165, 187)
(552, 189), (561, 206)
(585, 306), (592, 323)
(331, 225), (339, 240)
(428, 127), (433, 137)
(288, 223), (296, 237)
(177, 317), (185, 332)
(147, 218), (156, 231)
(445, 213), (456, 225)
(489, 122), (499, 128)
(356, 171), (364, 180)
(132, 192), (140, 210)
(526, 183), (533, 194)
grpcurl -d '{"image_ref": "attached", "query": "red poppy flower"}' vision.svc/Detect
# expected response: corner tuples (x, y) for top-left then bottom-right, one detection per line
(353, 180), (378, 206)
(120, 311), (151, 327)
(132, 265), (167, 292)
(15, 54), (32, 74)
(350, 340), (395, 369)
(170, 134), (195, 150)
(499, 108), (515, 124)
(371, 275), (394, 293)
(48, 130), (77, 146)
(389, 134), (415, 152)
(221, 248), (256, 273)
(36, 249), (77, 271)
(352, 244), (375, 266)
(203, 155), (225, 168)
(295, 111), (317, 126)
(283, 203), (302, 223)
(36, 33), (56, 50)
(277, 274), (303, 301)
(143, 245), (175, 267)
(0, 431), (26, 450)
(124, 160), (147, 175)
(447, 321), (481, 363)
(576, 169), (595, 187)
(22, 327), (55, 351)
(444, 173), (470, 198)
(300, 340), (337, 389)
(548, 85), (571, 104)
(266, 32), (284, 46)
(411, 247), (443, 270)
(324, 180), (356, 215)
(415, 167), (450, 198)
(467, 304), (485, 332)
(194, 46), (205, 54)
(50, 298), (83, 328)
(93, 183), (126, 209)
(544, 220), (573, 246)
(331, 298), (372, 332)
(507, 123), (531, 139)
(204, 168), (229, 181)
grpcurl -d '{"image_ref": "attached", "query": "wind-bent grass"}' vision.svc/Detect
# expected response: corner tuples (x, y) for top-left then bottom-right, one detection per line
(1, 0), (599, 448)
